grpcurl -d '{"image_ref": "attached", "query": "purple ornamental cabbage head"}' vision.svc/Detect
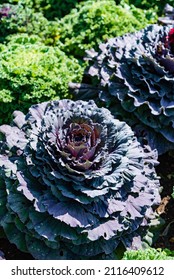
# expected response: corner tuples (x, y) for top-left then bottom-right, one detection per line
(71, 24), (174, 154)
(0, 99), (161, 259)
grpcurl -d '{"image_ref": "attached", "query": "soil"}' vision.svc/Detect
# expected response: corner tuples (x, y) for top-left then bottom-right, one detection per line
(0, 238), (33, 260)
(0, 153), (174, 260)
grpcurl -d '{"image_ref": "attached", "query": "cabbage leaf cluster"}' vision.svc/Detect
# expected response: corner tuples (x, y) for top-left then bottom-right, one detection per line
(72, 25), (174, 154)
(0, 99), (160, 259)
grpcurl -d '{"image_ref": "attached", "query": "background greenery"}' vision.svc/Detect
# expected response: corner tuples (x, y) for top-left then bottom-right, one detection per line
(0, 35), (84, 124)
(0, 3), (60, 44)
(57, 0), (157, 58)
(122, 248), (174, 260)
(0, 0), (160, 124)
(117, 0), (174, 15)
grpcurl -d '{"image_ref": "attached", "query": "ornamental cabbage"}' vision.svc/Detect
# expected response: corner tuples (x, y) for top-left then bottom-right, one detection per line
(71, 24), (174, 154)
(0, 99), (161, 259)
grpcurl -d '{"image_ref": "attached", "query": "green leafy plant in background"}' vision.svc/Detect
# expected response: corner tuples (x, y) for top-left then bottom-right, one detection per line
(0, 0), (162, 20)
(28, 0), (82, 20)
(0, 0), (158, 53)
(116, 0), (174, 15)
(123, 248), (174, 260)
(0, 0), (82, 19)
(129, 0), (166, 11)
(0, 3), (60, 44)
(57, 0), (157, 59)
(0, 36), (84, 124)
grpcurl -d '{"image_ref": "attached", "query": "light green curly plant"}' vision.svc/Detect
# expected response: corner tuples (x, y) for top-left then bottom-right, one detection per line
(0, 36), (84, 124)
(0, 2), (60, 44)
(57, 0), (157, 58)
(0, 0), (82, 19)
(123, 248), (174, 260)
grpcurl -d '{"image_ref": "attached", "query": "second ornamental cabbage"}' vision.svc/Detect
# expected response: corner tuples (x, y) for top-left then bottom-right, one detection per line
(72, 24), (174, 154)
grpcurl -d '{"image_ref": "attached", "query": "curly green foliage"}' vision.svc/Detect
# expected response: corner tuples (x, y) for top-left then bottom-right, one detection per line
(30, 0), (83, 20)
(57, 0), (157, 58)
(123, 0), (174, 15)
(123, 248), (174, 260)
(0, 37), (84, 124)
(0, 3), (60, 45)
(0, 0), (82, 19)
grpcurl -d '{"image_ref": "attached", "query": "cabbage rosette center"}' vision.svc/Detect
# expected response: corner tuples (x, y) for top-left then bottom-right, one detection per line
(0, 99), (161, 259)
